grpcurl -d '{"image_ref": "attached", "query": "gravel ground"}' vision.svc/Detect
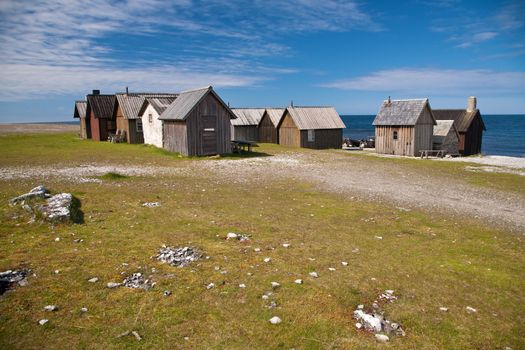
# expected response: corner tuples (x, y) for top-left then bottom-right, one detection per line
(1, 151), (524, 232)
(0, 123), (78, 134)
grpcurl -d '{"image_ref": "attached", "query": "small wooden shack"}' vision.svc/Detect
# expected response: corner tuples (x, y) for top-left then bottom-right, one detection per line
(138, 96), (177, 148)
(258, 108), (285, 144)
(433, 97), (485, 156)
(86, 91), (116, 141)
(115, 92), (178, 144)
(159, 86), (236, 156)
(73, 100), (90, 139)
(276, 107), (345, 149)
(230, 108), (265, 141)
(373, 99), (436, 156)
(433, 120), (460, 155)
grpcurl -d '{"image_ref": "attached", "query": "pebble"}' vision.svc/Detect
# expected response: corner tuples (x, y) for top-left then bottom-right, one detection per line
(54, 237), (60, 242)
(131, 331), (142, 341)
(439, 307), (448, 312)
(239, 284), (246, 288)
(282, 243), (291, 248)
(375, 236), (383, 240)
(357, 304), (364, 309)
(271, 282), (281, 289)
(54, 270), (60, 274)
(466, 306), (477, 314)
(44, 305), (58, 312)
(262, 295), (269, 300)
(355, 322), (362, 329)
(294, 279), (303, 284)
(263, 257), (271, 263)
(107, 282), (122, 289)
(375, 334), (389, 343)
(341, 261), (349, 266)
(226, 232), (238, 239)
(206, 283), (215, 290)
(38, 319), (49, 326)
(269, 316), (282, 324)
(328, 267), (336, 271)
(254, 248), (261, 252)
(309, 272), (319, 278)
(81, 307), (88, 313)
(164, 290), (172, 296)
(88, 277), (99, 283)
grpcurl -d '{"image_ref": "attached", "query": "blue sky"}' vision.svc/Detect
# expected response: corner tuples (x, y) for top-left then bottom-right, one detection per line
(0, 0), (524, 122)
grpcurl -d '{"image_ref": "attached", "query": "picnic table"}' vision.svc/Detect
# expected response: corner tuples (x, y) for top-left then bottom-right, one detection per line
(231, 140), (257, 153)
(419, 149), (445, 158)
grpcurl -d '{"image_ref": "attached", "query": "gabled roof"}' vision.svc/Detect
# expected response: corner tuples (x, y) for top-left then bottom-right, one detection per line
(259, 108), (285, 127)
(433, 120), (460, 144)
(116, 93), (178, 120)
(373, 99), (435, 126)
(159, 86), (236, 121)
(73, 100), (87, 119)
(231, 108), (265, 126)
(86, 94), (116, 119)
(277, 106), (345, 130)
(433, 109), (485, 132)
(138, 97), (177, 117)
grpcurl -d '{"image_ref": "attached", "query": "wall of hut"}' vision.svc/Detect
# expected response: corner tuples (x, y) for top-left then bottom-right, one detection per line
(115, 104), (130, 142)
(300, 129), (342, 149)
(142, 104), (163, 148)
(79, 117), (91, 139)
(433, 132), (459, 155)
(258, 113), (278, 143)
(278, 113), (301, 147)
(232, 125), (258, 142)
(461, 114), (484, 156)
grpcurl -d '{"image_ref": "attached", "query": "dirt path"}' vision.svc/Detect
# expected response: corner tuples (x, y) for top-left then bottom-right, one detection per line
(1, 151), (524, 232)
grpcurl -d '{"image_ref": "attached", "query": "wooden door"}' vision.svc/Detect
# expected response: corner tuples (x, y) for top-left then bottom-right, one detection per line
(201, 115), (217, 155)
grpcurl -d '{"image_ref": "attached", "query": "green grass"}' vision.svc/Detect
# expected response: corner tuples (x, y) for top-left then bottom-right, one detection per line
(97, 172), (131, 180)
(0, 132), (524, 349)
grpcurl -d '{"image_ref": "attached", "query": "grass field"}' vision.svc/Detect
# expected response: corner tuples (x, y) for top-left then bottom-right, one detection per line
(1, 132), (524, 349)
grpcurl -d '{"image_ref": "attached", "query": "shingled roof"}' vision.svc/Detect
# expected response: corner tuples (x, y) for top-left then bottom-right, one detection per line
(86, 94), (116, 119)
(278, 106), (345, 130)
(433, 109), (485, 132)
(73, 100), (87, 119)
(116, 93), (178, 120)
(373, 99), (435, 126)
(231, 108), (265, 126)
(159, 86), (236, 121)
(259, 108), (285, 127)
(138, 97), (177, 117)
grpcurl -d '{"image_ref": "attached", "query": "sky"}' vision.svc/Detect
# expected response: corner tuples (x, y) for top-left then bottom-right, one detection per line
(0, 0), (524, 122)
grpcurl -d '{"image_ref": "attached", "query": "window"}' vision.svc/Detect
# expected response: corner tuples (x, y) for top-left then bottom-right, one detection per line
(148, 113), (153, 123)
(136, 120), (143, 133)
(393, 131), (398, 140)
(203, 128), (215, 132)
(307, 129), (315, 142)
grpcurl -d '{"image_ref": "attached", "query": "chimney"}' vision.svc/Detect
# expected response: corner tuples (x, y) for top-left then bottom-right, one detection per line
(290, 100), (294, 108)
(387, 96), (391, 104)
(125, 86), (129, 95)
(467, 96), (477, 112)
(92, 89), (100, 95)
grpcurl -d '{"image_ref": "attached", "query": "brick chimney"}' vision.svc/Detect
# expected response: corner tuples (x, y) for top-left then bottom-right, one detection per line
(467, 96), (477, 112)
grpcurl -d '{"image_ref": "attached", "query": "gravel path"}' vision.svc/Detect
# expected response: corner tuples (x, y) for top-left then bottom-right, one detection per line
(1, 151), (524, 232)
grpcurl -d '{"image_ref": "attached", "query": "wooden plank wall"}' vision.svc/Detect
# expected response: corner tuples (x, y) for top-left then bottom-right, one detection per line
(115, 104), (131, 143)
(278, 113), (300, 147)
(375, 126), (414, 156)
(300, 129), (342, 149)
(80, 118), (87, 139)
(163, 121), (188, 155)
(128, 120), (144, 144)
(90, 111), (101, 141)
(232, 126), (258, 142)
(413, 124), (433, 155)
(462, 116), (483, 156)
(258, 114), (278, 143)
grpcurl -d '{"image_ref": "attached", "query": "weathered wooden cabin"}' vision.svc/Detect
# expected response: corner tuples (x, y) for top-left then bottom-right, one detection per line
(158, 86), (236, 156)
(73, 100), (90, 139)
(86, 91), (116, 141)
(230, 108), (265, 141)
(258, 108), (285, 143)
(138, 96), (177, 148)
(115, 92), (178, 144)
(433, 120), (460, 155)
(276, 107), (345, 149)
(433, 97), (485, 156)
(373, 99), (436, 156)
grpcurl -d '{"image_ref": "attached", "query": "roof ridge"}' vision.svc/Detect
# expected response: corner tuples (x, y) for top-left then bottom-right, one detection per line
(179, 85), (212, 94)
(383, 98), (427, 102)
(289, 106), (335, 108)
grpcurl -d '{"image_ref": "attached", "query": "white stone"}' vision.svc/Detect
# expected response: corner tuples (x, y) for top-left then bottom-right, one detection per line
(262, 295), (269, 300)
(439, 307), (448, 312)
(239, 284), (246, 288)
(44, 305), (58, 312)
(294, 279), (303, 284)
(226, 232), (238, 240)
(88, 277), (99, 283)
(466, 306), (477, 313)
(309, 272), (319, 278)
(54, 237), (60, 242)
(282, 243), (291, 248)
(254, 248), (261, 252)
(375, 236), (383, 240)
(264, 257), (271, 263)
(355, 322), (362, 329)
(375, 334), (389, 343)
(328, 267), (336, 271)
(38, 319), (49, 326)
(54, 270), (60, 274)
(353, 310), (382, 333)
(341, 261), (349, 266)
(271, 282), (280, 289)
(206, 283), (215, 289)
(81, 307), (88, 313)
(107, 282), (121, 289)
(357, 304), (364, 309)
(269, 316), (282, 324)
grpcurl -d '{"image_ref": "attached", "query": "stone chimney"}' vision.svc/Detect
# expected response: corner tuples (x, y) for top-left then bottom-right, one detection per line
(92, 89), (100, 95)
(467, 96), (477, 112)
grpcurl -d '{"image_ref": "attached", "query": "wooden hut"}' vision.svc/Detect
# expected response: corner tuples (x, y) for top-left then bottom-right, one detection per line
(276, 106), (345, 149)
(73, 100), (90, 139)
(433, 120), (460, 155)
(258, 108), (285, 144)
(86, 90), (116, 141)
(373, 99), (436, 156)
(159, 86), (236, 156)
(230, 108), (265, 141)
(433, 97), (485, 156)
(115, 92), (178, 144)
(138, 96), (177, 148)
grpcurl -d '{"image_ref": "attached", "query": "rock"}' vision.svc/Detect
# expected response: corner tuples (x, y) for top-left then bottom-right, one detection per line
(131, 331), (142, 341)
(254, 248), (261, 252)
(282, 243), (291, 248)
(357, 304), (364, 310)
(294, 279), (303, 284)
(10, 186), (50, 204)
(268, 300), (277, 309)
(81, 307), (88, 313)
(206, 283), (215, 290)
(341, 261), (349, 266)
(164, 290), (172, 296)
(269, 316), (282, 324)
(328, 267), (336, 271)
(54, 270), (60, 274)
(156, 246), (202, 267)
(264, 257), (271, 263)
(379, 290), (397, 302)
(353, 310), (382, 333)
(466, 306), (477, 314)
(38, 319), (49, 326)
(54, 237), (60, 242)
(239, 283), (246, 288)
(142, 202), (160, 208)
(123, 272), (154, 290)
(375, 236), (383, 240)
(375, 334), (389, 343)
(88, 277), (99, 283)
(309, 272), (319, 278)
(107, 282), (122, 289)
(44, 305), (58, 312)
(38, 193), (75, 222)
(271, 282), (280, 289)
(439, 307), (448, 312)
(226, 232), (238, 239)
(355, 322), (362, 329)
(0, 269), (29, 295)
(262, 294), (269, 300)
(352, 248), (360, 253)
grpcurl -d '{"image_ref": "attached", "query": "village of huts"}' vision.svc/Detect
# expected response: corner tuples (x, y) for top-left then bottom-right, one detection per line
(74, 87), (484, 157)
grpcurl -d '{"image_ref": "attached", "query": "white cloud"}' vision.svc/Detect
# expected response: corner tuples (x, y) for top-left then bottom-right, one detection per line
(455, 31), (498, 48)
(321, 68), (525, 95)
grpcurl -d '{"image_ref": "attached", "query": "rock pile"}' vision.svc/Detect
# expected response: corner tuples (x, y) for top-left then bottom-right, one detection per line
(38, 193), (74, 222)
(142, 202), (161, 208)
(226, 232), (250, 242)
(123, 272), (155, 290)
(156, 246), (202, 267)
(9, 186), (50, 204)
(0, 269), (30, 295)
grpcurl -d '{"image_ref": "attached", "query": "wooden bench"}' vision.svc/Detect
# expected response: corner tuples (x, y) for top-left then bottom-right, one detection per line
(419, 150), (446, 158)
(231, 140), (257, 154)
(108, 130), (127, 143)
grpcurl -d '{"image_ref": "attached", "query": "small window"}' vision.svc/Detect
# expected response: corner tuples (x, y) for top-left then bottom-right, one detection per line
(203, 128), (215, 132)
(307, 129), (315, 142)
(393, 131), (398, 140)
(136, 120), (143, 133)
(148, 113), (153, 123)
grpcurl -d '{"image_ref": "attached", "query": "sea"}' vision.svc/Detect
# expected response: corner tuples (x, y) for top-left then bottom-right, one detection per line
(341, 115), (525, 157)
